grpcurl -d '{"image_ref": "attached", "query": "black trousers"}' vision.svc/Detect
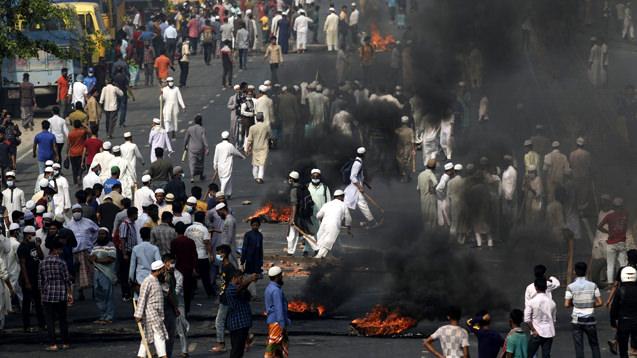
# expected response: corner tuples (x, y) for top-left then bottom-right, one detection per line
(270, 63), (279, 83)
(22, 286), (45, 330)
(70, 155), (83, 184)
(196, 258), (214, 297)
(528, 335), (553, 358)
(164, 302), (177, 358)
(572, 323), (601, 358)
(203, 43), (213, 64)
(44, 301), (69, 345)
(182, 272), (194, 314)
(618, 319), (637, 358)
(222, 66), (233, 87)
(179, 61), (189, 87)
(117, 249), (131, 298)
(56, 143), (64, 162)
(229, 327), (250, 358)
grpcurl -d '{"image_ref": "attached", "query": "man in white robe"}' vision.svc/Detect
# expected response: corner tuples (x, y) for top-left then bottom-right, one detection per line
(149, 118), (173, 162)
(324, 8), (339, 51)
(120, 131), (145, 184)
(134, 175), (156, 212)
(51, 163), (72, 217)
(213, 131), (246, 198)
(344, 147), (377, 227)
(314, 190), (351, 258)
(161, 77), (186, 138)
(436, 163), (454, 227)
(254, 86), (275, 127)
(92, 142), (115, 182)
(293, 10), (313, 53)
(588, 37), (608, 87)
(109, 146), (134, 198)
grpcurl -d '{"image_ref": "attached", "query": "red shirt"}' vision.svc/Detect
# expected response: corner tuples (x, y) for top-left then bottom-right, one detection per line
(84, 137), (103, 165)
(170, 235), (198, 275)
(57, 75), (69, 102)
(68, 128), (88, 157)
(601, 210), (628, 244)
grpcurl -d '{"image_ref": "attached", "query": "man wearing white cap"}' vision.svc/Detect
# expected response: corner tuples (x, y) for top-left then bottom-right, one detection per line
(447, 163), (466, 242)
(395, 116), (416, 182)
(285, 171), (305, 255)
(522, 165), (543, 225)
(344, 147), (377, 227)
(245, 112), (271, 183)
(307, 84), (329, 129)
(543, 141), (570, 203)
(264, 265), (289, 357)
(82, 163), (101, 190)
(324, 7), (339, 51)
(213, 130), (246, 197)
(308, 169), (331, 235)
(33, 161), (54, 194)
(109, 146), (134, 198)
(134, 260), (169, 358)
(293, 9), (313, 53)
(523, 139), (540, 175)
(314, 189), (351, 258)
(227, 85), (243, 144)
(184, 115), (209, 183)
(569, 137), (592, 210)
(92, 142), (116, 182)
(51, 163), (72, 216)
(160, 77), (186, 139)
(436, 163), (455, 227)
(66, 204), (99, 298)
(2, 171), (25, 223)
(349, 3), (359, 45)
(120, 131), (145, 184)
(149, 118), (173, 163)
(255, 84), (275, 127)
(135, 175), (156, 212)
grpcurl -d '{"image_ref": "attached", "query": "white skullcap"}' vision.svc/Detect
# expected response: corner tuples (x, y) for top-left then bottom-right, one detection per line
(310, 168), (321, 175)
(357, 147), (366, 155)
(112, 145), (121, 153)
(102, 141), (112, 150)
(43, 212), (54, 220)
(258, 85), (268, 93)
(551, 141), (560, 148)
(72, 204), (82, 211)
(52, 163), (61, 169)
(25, 200), (35, 210)
(528, 165), (537, 171)
(524, 139), (532, 146)
(165, 193), (175, 201)
(264, 80), (272, 86)
(154, 188), (165, 194)
(334, 189), (345, 196)
(215, 191), (225, 198)
(23, 226), (36, 234)
(124, 131), (132, 138)
(246, 9), (252, 14)
(233, 84), (240, 90)
(289, 171), (300, 180)
(186, 196), (197, 204)
(351, 2), (356, 6)
(9, 223), (20, 231)
(54, 214), (65, 223)
(576, 137), (585, 145)
(5, 171), (15, 177)
(39, 178), (50, 188)
(214, 202), (227, 211)
(444, 162), (454, 171)
(401, 116), (409, 123)
(454, 164), (463, 171)
(44, 167), (54, 173)
(329, 7), (336, 12)
(281, 86), (288, 92)
(142, 175), (151, 183)
(98, 227), (110, 233)
(316, 85), (323, 91)
(45, 160), (54, 166)
(247, 84), (255, 89)
(221, 131), (230, 139)
(268, 266), (282, 277)
(35, 205), (45, 214)
(153, 118), (161, 124)
(151, 260), (164, 271)
(167, 77), (174, 82)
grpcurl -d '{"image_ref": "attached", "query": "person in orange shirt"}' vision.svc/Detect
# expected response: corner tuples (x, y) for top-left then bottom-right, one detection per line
(153, 50), (173, 83)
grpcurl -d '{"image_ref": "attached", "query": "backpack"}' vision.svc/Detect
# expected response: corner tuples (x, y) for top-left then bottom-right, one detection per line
(296, 184), (314, 219)
(340, 158), (361, 185)
(202, 28), (214, 43)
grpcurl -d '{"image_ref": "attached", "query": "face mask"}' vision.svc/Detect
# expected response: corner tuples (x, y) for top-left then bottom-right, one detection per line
(53, 170), (60, 176)
(72, 212), (82, 221)
(6, 180), (14, 187)
(215, 254), (223, 262)
(311, 178), (320, 184)
(168, 82), (175, 88)
(186, 206), (193, 213)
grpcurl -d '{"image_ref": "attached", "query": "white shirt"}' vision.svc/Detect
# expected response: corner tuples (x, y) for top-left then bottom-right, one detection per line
(52, 175), (72, 213)
(48, 114), (69, 144)
(185, 222), (210, 259)
(82, 170), (101, 190)
(99, 84), (124, 111)
(501, 165), (517, 200)
(2, 187), (25, 221)
(524, 292), (557, 338)
(134, 185), (156, 212)
(213, 140), (245, 178)
(525, 276), (560, 306)
(293, 15), (313, 33)
(69, 81), (88, 108)
(163, 25), (178, 40)
(349, 9), (360, 26)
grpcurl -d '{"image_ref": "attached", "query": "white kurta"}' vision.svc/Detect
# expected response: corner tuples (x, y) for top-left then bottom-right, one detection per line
(82, 171), (100, 190)
(316, 199), (351, 251)
(134, 185), (156, 212)
(439, 114), (454, 160)
(344, 158), (363, 209)
(92, 151), (115, 182)
(109, 157), (134, 198)
(149, 126), (173, 162)
(323, 13), (339, 50)
(293, 15), (313, 49)
(436, 173), (451, 226)
(254, 95), (275, 127)
(161, 86), (186, 133)
(52, 176), (72, 215)
(501, 166), (517, 201)
(213, 140), (246, 195)
(2, 188), (25, 222)
(120, 141), (144, 182)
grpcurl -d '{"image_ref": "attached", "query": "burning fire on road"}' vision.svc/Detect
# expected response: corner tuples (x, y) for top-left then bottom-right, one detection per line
(370, 23), (396, 52)
(246, 203), (292, 223)
(350, 305), (417, 336)
(288, 299), (327, 319)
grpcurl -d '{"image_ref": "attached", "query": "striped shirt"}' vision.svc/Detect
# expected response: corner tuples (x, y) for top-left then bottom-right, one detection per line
(565, 277), (600, 324)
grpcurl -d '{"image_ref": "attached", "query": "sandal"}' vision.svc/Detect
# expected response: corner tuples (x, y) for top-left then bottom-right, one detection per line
(45, 345), (59, 351)
(209, 344), (226, 353)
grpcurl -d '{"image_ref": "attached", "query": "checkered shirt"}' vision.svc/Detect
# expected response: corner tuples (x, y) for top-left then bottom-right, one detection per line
(225, 283), (253, 331)
(134, 274), (168, 343)
(429, 324), (470, 358)
(39, 255), (71, 303)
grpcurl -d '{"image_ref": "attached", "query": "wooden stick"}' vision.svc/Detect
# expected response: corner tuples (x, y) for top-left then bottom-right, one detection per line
(362, 192), (384, 213)
(566, 238), (574, 284)
(291, 223), (318, 248)
(132, 299), (153, 358)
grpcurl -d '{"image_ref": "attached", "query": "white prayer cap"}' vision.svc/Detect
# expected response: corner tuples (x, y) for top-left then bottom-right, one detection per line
(52, 163), (61, 169)
(215, 191), (225, 198)
(576, 137), (585, 145)
(298, 9), (305, 14)
(8, 223), (19, 231)
(45, 160), (54, 166)
(247, 84), (255, 90)
(246, 9), (252, 14)
(528, 165), (537, 171)
(72, 204), (82, 211)
(258, 85), (268, 93)
(351, 2), (356, 6)
(329, 7), (336, 12)
(54, 214), (65, 223)
(142, 174), (151, 183)
(23, 226), (36, 234)
(167, 77), (174, 82)
(268, 266), (282, 277)
(43, 213), (54, 220)
(44, 167), (54, 173)
(310, 168), (321, 175)
(454, 164), (463, 171)
(289, 171), (300, 180)
(264, 80), (272, 86)
(165, 193), (175, 202)
(99, 227), (110, 233)
(215, 202), (227, 211)
(333, 189), (345, 197)
(151, 260), (164, 271)
(221, 131), (230, 139)
(153, 118), (161, 124)
(186, 196), (197, 204)
(357, 147), (366, 155)
(395, 85), (402, 91)
(36, 205), (45, 214)
(102, 141), (112, 150)
(613, 197), (624, 207)
(154, 188), (165, 194)
(551, 141), (560, 148)
(124, 131), (132, 138)
(458, 81), (466, 86)
(282, 10), (289, 15)
(25, 200), (35, 211)
(444, 162), (454, 171)
(316, 85), (323, 92)
(5, 171), (15, 178)
(401, 116), (409, 123)
(233, 84), (240, 90)
(281, 86), (288, 92)
(523, 139), (532, 146)
(112, 145), (121, 153)
(39, 178), (50, 188)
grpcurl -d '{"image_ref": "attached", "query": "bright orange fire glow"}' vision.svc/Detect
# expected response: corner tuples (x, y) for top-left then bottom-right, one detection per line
(288, 299), (327, 317)
(370, 23), (396, 52)
(351, 305), (417, 336)
(247, 203), (292, 223)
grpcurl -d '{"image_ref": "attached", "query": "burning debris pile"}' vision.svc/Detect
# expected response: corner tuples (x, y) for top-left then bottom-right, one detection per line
(370, 23), (396, 51)
(288, 299), (327, 319)
(246, 203), (292, 223)
(350, 305), (417, 336)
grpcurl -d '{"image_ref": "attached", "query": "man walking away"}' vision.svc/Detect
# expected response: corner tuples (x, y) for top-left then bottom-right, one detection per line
(20, 73), (36, 131)
(525, 279), (557, 358)
(18, 226), (45, 332)
(344, 147), (378, 228)
(599, 197), (629, 288)
(565, 262), (602, 358)
(423, 306), (470, 358)
(226, 270), (257, 358)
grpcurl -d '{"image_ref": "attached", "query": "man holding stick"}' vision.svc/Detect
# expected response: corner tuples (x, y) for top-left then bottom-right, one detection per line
(134, 260), (168, 358)
(344, 147), (380, 228)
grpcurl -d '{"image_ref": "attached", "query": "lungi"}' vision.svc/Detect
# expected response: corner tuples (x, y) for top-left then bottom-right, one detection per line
(264, 322), (288, 358)
(188, 150), (205, 177)
(74, 250), (93, 289)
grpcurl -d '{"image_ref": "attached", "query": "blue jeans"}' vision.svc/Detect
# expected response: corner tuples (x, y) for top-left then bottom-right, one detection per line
(238, 49), (248, 69)
(94, 270), (115, 320)
(38, 161), (46, 174)
(117, 95), (128, 126)
(215, 303), (229, 343)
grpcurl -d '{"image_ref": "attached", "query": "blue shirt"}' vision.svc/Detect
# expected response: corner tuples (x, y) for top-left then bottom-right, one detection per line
(225, 282), (253, 331)
(129, 241), (161, 284)
(103, 178), (121, 194)
(34, 130), (56, 161)
(83, 76), (97, 93)
(265, 281), (288, 328)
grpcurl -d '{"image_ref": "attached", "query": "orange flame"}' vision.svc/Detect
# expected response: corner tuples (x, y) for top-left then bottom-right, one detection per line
(351, 305), (417, 336)
(370, 23), (396, 52)
(247, 203), (292, 223)
(288, 299), (327, 317)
